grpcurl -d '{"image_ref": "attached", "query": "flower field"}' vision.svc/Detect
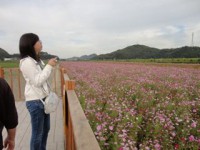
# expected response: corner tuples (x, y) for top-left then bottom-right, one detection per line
(61, 61), (200, 150)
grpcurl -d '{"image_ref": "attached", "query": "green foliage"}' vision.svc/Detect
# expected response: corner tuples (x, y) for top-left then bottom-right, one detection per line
(0, 47), (59, 60)
(0, 61), (19, 68)
(79, 94), (86, 110)
(93, 45), (200, 61)
(105, 58), (200, 63)
(0, 48), (10, 60)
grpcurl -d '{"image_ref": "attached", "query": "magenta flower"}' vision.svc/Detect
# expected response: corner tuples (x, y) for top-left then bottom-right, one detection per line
(171, 132), (176, 137)
(191, 121), (197, 128)
(154, 143), (161, 150)
(189, 135), (195, 142)
(118, 147), (123, 150)
(109, 126), (114, 131)
(197, 139), (200, 144)
(97, 125), (102, 131)
(61, 61), (200, 149)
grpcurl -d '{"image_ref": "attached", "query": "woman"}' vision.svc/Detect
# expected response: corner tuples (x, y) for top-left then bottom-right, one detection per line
(19, 33), (57, 150)
(0, 78), (18, 150)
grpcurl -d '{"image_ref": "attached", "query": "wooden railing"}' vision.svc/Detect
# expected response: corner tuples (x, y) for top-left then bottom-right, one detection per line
(60, 68), (101, 150)
(0, 67), (4, 78)
(0, 67), (23, 100)
(0, 66), (101, 150)
(0, 67), (59, 101)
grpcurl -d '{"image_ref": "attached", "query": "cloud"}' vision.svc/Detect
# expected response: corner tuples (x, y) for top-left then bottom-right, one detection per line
(0, 0), (200, 58)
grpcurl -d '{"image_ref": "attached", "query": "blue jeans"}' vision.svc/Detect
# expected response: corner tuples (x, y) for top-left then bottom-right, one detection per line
(26, 100), (50, 150)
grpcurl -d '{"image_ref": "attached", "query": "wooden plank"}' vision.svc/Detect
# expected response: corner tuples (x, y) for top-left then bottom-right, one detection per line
(2, 101), (25, 137)
(62, 70), (101, 150)
(55, 101), (65, 150)
(15, 102), (30, 147)
(0, 67), (4, 78)
(2, 66), (65, 149)
(2, 101), (65, 150)
(67, 91), (101, 150)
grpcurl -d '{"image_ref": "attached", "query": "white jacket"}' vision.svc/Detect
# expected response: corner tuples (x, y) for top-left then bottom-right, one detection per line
(20, 56), (53, 101)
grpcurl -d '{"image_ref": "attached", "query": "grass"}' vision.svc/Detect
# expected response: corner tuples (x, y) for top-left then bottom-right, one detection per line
(0, 61), (19, 68)
(1, 58), (200, 68)
(95, 58), (200, 64)
(0, 60), (49, 68)
(123, 58), (200, 63)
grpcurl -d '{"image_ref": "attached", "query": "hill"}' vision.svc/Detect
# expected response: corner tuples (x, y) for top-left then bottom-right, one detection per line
(66, 54), (97, 60)
(0, 48), (10, 60)
(94, 45), (160, 59)
(158, 46), (200, 58)
(39, 52), (59, 60)
(92, 45), (200, 60)
(0, 47), (59, 60)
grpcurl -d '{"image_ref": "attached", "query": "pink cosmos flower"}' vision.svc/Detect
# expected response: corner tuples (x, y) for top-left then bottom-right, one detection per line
(171, 132), (176, 137)
(189, 135), (195, 142)
(145, 146), (150, 150)
(154, 143), (161, 150)
(109, 126), (114, 131)
(191, 121), (197, 128)
(118, 147), (123, 150)
(174, 144), (179, 149)
(192, 109), (197, 113)
(97, 125), (102, 131)
(197, 139), (200, 144)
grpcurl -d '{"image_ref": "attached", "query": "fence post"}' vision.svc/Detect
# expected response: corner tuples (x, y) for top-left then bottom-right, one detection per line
(65, 80), (76, 150)
(54, 68), (57, 93)
(66, 80), (75, 90)
(9, 68), (13, 91)
(0, 67), (4, 78)
(18, 68), (22, 99)
(62, 69), (101, 150)
(60, 68), (65, 96)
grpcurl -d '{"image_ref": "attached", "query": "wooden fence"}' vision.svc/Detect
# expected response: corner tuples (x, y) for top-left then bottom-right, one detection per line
(0, 67), (4, 78)
(0, 67), (59, 101)
(0, 67), (23, 100)
(0, 67), (101, 150)
(60, 68), (101, 150)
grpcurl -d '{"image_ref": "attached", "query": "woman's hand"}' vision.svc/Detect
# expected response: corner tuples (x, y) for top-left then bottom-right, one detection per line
(4, 136), (15, 150)
(48, 57), (58, 67)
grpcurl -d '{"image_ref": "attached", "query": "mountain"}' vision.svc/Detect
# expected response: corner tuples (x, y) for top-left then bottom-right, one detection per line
(94, 45), (160, 59)
(158, 46), (200, 58)
(39, 52), (59, 60)
(80, 54), (97, 60)
(92, 45), (200, 60)
(0, 47), (59, 60)
(67, 54), (97, 60)
(0, 48), (10, 60)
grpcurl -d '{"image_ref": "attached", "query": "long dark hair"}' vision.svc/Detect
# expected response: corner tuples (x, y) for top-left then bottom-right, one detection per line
(19, 33), (40, 61)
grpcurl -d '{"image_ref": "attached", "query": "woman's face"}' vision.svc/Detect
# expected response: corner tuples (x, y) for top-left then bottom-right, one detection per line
(34, 40), (42, 55)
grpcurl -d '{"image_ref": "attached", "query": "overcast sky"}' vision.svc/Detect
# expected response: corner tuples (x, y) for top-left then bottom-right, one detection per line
(0, 0), (200, 58)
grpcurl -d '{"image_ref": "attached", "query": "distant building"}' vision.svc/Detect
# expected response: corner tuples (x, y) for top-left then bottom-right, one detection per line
(4, 57), (18, 61)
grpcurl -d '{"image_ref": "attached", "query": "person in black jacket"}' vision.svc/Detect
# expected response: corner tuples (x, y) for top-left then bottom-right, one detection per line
(0, 78), (18, 150)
